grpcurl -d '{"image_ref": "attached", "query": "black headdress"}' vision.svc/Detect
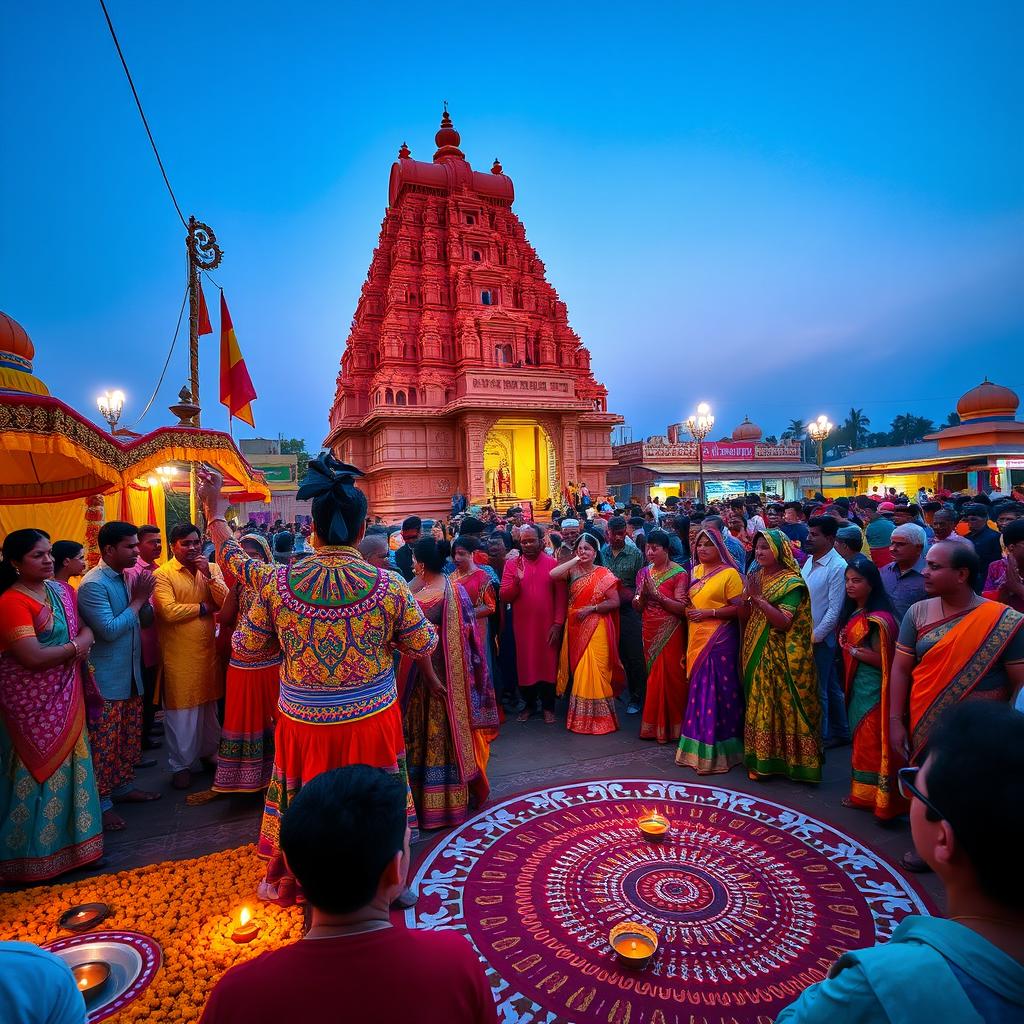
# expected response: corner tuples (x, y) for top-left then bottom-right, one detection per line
(296, 454), (368, 545)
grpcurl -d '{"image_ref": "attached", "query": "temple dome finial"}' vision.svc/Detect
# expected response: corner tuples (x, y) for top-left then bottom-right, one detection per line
(433, 103), (465, 163)
(398, 141), (411, 159)
(491, 157), (503, 175)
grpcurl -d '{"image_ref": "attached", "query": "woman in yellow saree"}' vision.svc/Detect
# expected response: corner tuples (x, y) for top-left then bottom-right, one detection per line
(552, 534), (625, 735)
(741, 529), (822, 782)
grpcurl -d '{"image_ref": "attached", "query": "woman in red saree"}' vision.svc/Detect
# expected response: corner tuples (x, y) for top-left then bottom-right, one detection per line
(400, 538), (499, 829)
(451, 536), (498, 696)
(552, 534), (624, 735)
(836, 555), (907, 820)
(0, 529), (104, 882)
(633, 528), (688, 743)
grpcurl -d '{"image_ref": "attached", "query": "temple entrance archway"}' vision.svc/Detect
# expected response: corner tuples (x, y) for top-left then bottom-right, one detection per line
(483, 419), (558, 510)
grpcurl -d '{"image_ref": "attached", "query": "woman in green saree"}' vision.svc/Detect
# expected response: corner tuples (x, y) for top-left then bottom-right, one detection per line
(741, 529), (822, 782)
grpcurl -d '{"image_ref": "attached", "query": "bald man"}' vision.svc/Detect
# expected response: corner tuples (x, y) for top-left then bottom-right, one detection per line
(358, 534), (394, 572)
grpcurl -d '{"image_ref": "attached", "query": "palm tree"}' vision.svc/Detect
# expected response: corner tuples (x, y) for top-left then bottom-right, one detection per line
(890, 413), (913, 446)
(944, 410), (960, 427)
(785, 418), (806, 440)
(889, 414), (935, 446)
(842, 407), (870, 448)
(782, 419), (807, 461)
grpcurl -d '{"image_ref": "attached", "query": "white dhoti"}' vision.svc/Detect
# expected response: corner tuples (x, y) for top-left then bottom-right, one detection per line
(164, 701), (221, 773)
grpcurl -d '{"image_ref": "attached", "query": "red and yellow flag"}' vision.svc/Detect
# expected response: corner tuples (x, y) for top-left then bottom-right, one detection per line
(197, 282), (213, 336)
(219, 292), (257, 427)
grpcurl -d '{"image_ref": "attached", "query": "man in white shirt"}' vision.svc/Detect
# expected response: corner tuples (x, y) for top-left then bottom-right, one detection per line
(800, 515), (850, 747)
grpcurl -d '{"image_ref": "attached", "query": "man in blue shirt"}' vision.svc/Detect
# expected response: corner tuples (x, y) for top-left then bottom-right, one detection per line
(776, 702), (1024, 1023)
(78, 521), (161, 832)
(600, 516), (645, 714)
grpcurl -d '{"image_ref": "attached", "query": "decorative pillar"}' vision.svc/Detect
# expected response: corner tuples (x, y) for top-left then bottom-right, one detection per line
(84, 494), (105, 568)
(560, 414), (579, 491)
(461, 413), (489, 504)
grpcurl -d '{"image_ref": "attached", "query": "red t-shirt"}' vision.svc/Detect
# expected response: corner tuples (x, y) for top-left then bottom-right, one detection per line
(199, 926), (496, 1024)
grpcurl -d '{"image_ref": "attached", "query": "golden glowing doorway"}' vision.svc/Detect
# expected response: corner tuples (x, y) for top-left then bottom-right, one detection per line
(483, 419), (557, 509)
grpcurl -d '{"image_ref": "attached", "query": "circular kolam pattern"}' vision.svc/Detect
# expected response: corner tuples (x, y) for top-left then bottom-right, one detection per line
(43, 930), (162, 1023)
(407, 780), (931, 1024)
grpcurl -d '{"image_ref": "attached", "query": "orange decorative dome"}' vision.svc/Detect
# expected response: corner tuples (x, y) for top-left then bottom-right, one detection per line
(0, 310), (34, 362)
(956, 379), (1019, 422)
(732, 416), (763, 442)
(0, 310), (48, 396)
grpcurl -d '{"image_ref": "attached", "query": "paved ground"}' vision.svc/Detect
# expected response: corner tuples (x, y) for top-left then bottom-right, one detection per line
(30, 703), (943, 910)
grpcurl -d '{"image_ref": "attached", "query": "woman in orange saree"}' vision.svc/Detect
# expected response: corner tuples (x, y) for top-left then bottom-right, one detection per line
(552, 534), (625, 735)
(836, 555), (907, 820)
(634, 528), (688, 743)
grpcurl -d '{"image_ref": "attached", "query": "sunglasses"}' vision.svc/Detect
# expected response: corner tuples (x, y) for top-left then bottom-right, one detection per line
(897, 766), (945, 822)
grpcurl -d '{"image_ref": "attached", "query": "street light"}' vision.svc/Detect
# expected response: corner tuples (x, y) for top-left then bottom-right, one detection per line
(807, 414), (833, 496)
(685, 402), (715, 505)
(96, 390), (126, 433)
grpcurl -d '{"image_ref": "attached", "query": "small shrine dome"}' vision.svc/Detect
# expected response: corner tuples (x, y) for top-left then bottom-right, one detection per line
(956, 379), (1019, 423)
(732, 416), (763, 442)
(0, 310), (48, 396)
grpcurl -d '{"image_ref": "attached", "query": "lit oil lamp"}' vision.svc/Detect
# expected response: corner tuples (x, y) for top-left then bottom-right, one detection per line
(231, 906), (259, 944)
(609, 921), (659, 969)
(637, 812), (670, 840)
(71, 960), (111, 999)
(59, 903), (111, 932)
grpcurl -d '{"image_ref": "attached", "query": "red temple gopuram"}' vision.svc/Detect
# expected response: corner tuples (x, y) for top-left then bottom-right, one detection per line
(325, 107), (622, 520)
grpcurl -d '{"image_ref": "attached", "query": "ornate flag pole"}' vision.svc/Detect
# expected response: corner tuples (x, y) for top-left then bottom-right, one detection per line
(185, 217), (223, 520)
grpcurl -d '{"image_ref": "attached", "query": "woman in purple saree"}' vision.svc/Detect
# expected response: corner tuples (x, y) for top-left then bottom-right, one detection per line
(675, 527), (745, 774)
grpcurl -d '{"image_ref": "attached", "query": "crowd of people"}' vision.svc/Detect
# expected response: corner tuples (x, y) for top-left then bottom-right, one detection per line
(1, 463), (1023, 1021)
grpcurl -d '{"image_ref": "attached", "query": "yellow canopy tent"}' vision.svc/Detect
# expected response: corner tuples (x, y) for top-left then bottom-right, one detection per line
(0, 310), (269, 556)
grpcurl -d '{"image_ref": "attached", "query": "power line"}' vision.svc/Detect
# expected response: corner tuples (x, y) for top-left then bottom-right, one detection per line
(98, 0), (187, 228)
(127, 284), (189, 428)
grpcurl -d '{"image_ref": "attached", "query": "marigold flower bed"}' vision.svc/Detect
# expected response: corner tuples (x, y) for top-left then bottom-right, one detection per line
(0, 845), (303, 1022)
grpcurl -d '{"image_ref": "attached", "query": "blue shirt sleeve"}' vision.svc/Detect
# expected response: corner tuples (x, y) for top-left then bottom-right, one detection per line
(774, 960), (885, 1023)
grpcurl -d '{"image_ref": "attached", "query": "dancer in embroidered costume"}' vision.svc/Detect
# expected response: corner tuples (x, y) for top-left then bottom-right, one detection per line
(741, 529), (823, 783)
(552, 534), (624, 735)
(633, 529), (688, 743)
(213, 534), (283, 794)
(399, 538), (498, 829)
(836, 555), (908, 820)
(0, 530), (104, 882)
(675, 527), (745, 773)
(199, 460), (438, 906)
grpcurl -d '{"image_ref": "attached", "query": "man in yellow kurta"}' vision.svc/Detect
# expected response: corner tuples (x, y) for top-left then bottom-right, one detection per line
(154, 523), (228, 789)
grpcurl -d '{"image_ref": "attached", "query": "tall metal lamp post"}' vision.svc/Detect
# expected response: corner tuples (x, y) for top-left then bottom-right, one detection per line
(807, 414), (833, 496)
(685, 402), (715, 505)
(96, 390), (126, 433)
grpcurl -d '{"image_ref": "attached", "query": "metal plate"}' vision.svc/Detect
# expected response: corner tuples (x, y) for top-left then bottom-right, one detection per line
(43, 931), (161, 1022)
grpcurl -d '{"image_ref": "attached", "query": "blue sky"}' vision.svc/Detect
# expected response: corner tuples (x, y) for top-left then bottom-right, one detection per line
(2, 2), (1021, 451)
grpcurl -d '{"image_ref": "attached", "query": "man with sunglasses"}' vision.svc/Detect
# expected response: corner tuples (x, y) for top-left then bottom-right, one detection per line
(777, 701), (1024, 1023)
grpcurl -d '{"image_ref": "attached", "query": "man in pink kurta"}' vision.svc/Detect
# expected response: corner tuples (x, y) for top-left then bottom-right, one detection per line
(499, 524), (566, 723)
